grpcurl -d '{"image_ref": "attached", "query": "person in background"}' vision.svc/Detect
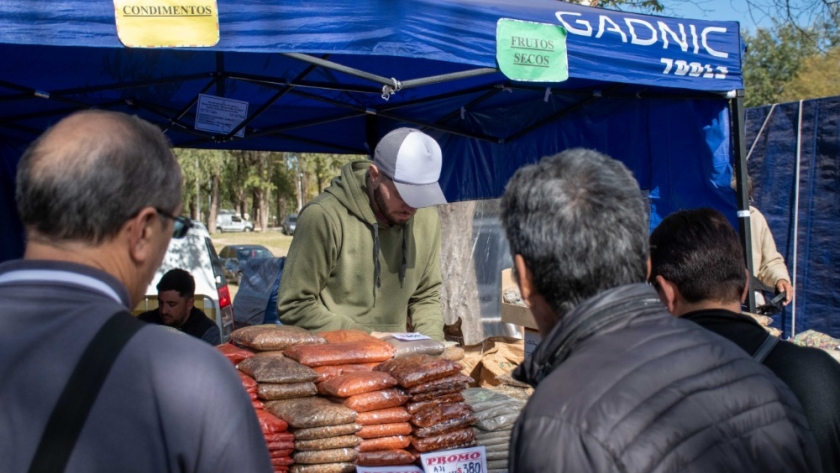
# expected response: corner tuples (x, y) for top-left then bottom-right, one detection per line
(732, 176), (794, 305)
(278, 128), (446, 340)
(649, 207), (840, 473)
(138, 268), (221, 345)
(0, 110), (271, 473)
(502, 148), (821, 473)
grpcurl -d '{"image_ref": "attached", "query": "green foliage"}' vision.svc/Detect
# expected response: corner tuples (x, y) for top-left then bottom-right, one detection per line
(779, 46), (840, 102)
(742, 22), (821, 107)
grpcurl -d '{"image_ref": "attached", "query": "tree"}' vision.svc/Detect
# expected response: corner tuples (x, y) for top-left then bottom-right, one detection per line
(778, 46), (840, 102)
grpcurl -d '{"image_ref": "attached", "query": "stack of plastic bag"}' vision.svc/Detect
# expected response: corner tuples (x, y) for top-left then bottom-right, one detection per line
(376, 355), (477, 456)
(463, 388), (527, 473)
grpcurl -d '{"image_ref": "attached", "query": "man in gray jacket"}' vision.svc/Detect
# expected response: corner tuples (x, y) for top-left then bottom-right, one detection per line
(501, 148), (821, 473)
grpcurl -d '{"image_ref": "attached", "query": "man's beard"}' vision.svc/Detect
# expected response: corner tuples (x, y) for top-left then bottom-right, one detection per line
(374, 185), (408, 227)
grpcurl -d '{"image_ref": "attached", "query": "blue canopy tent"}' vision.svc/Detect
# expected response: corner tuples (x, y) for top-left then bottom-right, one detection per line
(0, 0), (754, 305)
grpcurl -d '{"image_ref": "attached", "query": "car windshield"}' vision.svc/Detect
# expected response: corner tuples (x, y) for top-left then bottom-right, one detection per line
(237, 248), (272, 259)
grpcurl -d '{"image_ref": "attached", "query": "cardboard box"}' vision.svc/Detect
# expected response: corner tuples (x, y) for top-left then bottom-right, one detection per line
(500, 268), (541, 356)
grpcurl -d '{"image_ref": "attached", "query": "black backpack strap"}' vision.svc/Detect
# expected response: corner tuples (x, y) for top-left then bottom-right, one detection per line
(27, 310), (144, 473)
(752, 332), (780, 363)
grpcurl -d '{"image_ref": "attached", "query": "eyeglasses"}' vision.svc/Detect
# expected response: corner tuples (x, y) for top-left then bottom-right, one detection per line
(155, 208), (193, 239)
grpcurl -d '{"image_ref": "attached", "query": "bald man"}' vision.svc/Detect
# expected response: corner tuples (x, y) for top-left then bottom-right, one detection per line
(0, 111), (271, 473)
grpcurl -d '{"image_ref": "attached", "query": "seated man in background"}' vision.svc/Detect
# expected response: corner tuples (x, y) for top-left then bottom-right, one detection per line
(502, 149), (821, 473)
(649, 207), (840, 473)
(139, 268), (221, 345)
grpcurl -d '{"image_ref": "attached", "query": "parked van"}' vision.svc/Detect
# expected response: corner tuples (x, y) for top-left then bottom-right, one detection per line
(215, 213), (254, 233)
(133, 220), (234, 343)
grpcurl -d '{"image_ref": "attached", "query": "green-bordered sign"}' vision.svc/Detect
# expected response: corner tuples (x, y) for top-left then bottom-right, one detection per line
(496, 19), (568, 82)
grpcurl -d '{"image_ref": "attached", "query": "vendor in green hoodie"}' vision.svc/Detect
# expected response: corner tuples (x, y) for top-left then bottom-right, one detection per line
(277, 128), (446, 341)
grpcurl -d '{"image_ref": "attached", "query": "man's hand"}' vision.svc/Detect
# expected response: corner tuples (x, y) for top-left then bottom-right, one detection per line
(775, 279), (794, 305)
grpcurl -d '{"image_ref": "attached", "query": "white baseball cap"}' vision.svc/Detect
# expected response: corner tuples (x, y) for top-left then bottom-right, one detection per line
(373, 128), (447, 208)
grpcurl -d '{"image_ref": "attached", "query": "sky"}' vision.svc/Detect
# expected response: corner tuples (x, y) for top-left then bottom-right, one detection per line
(660, 0), (776, 31)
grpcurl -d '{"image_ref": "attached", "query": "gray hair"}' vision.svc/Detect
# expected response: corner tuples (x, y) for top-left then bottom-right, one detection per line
(500, 148), (649, 318)
(16, 110), (182, 244)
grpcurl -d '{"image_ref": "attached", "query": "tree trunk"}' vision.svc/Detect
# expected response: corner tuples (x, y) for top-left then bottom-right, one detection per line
(438, 201), (483, 345)
(208, 173), (220, 234)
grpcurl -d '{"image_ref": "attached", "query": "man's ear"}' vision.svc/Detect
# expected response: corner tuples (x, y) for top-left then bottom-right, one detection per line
(126, 207), (161, 265)
(513, 254), (535, 308)
(654, 275), (680, 315)
(741, 269), (750, 303)
(368, 164), (381, 183)
(646, 257), (652, 280)
(186, 296), (195, 312)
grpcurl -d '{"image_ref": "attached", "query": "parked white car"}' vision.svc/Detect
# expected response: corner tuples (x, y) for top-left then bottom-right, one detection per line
(215, 213), (254, 233)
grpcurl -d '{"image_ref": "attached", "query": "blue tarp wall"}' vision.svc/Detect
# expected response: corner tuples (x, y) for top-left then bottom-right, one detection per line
(746, 96), (840, 338)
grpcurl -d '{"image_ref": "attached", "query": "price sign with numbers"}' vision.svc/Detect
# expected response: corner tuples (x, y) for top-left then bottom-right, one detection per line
(420, 446), (487, 473)
(356, 466), (424, 473)
(390, 332), (431, 341)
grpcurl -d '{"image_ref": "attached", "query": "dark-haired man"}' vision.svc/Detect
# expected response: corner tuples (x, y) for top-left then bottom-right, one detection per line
(0, 110), (271, 473)
(650, 207), (840, 473)
(502, 148), (821, 473)
(138, 268), (221, 345)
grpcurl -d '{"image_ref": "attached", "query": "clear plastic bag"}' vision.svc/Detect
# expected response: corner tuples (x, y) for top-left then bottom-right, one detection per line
(265, 432), (295, 442)
(238, 356), (318, 384)
(238, 371), (258, 390)
(318, 329), (380, 344)
(289, 463), (356, 473)
(294, 434), (361, 451)
(356, 449), (416, 466)
(410, 402), (474, 428)
(340, 389), (408, 413)
(312, 363), (379, 382)
(383, 336), (446, 358)
(463, 388), (526, 432)
(356, 422), (413, 439)
(266, 397), (358, 428)
(284, 341), (395, 367)
(316, 372), (397, 397)
(293, 448), (358, 464)
(359, 435), (411, 452)
(410, 428), (476, 452)
(410, 387), (465, 402)
(440, 345), (465, 361)
(374, 355), (462, 388)
(292, 423), (362, 440)
(356, 407), (411, 425)
(406, 394), (465, 415)
(218, 342), (255, 365)
(414, 414), (477, 438)
(231, 324), (326, 350)
(256, 409), (289, 433)
(404, 373), (472, 395)
(258, 382), (317, 401)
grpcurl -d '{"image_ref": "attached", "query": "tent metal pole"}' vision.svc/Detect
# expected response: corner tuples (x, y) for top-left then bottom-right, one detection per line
(282, 53), (399, 87)
(730, 91), (756, 313)
(745, 104), (776, 161)
(790, 100), (804, 337)
(397, 68), (498, 89)
(162, 78), (217, 134)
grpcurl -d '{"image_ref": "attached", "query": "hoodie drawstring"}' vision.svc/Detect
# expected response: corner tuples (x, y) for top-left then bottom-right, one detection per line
(400, 228), (407, 288)
(373, 222), (381, 290)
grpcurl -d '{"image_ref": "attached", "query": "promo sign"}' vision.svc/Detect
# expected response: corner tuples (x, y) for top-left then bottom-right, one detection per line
(195, 94), (248, 138)
(114, 0), (219, 47)
(421, 446), (487, 473)
(496, 19), (568, 82)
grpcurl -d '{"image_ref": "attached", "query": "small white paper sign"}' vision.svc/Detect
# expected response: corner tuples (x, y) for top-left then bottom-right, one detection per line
(356, 466), (424, 473)
(391, 332), (431, 341)
(195, 93), (248, 137)
(421, 446), (487, 473)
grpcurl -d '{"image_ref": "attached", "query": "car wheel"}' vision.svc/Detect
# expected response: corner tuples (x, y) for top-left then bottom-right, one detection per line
(245, 227), (252, 232)
(216, 227), (223, 233)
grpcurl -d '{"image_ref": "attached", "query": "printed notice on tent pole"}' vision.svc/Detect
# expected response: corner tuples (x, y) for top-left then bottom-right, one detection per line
(195, 94), (248, 138)
(114, 0), (219, 48)
(496, 19), (568, 82)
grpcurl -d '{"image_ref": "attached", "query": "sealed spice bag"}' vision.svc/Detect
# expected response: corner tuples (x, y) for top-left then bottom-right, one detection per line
(231, 324), (326, 351)
(258, 382), (318, 401)
(284, 340), (395, 367)
(374, 354), (462, 388)
(318, 329), (379, 344)
(359, 435), (411, 452)
(316, 371), (397, 397)
(292, 424), (362, 441)
(410, 428), (476, 452)
(356, 407), (410, 425)
(217, 342), (255, 365)
(312, 363), (379, 383)
(382, 336), (446, 358)
(289, 463), (355, 473)
(266, 397), (358, 429)
(339, 388), (408, 413)
(357, 449), (416, 466)
(238, 356), (318, 384)
(462, 387), (527, 473)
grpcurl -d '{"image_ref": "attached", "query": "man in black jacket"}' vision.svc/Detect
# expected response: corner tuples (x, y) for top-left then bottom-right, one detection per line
(501, 149), (821, 473)
(139, 268), (221, 345)
(649, 207), (840, 473)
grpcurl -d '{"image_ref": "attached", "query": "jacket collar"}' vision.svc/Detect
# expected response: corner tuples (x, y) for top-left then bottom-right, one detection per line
(514, 283), (662, 386)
